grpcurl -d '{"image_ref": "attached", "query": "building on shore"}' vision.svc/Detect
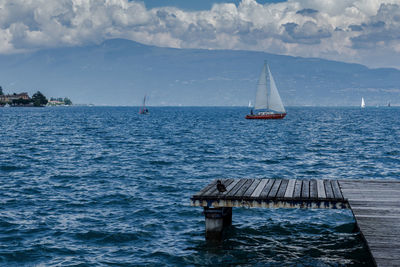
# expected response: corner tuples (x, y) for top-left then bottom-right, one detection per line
(0, 93), (30, 103)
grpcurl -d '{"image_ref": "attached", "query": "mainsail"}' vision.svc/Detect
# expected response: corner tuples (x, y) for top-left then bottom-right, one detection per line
(254, 64), (268, 110)
(254, 62), (285, 113)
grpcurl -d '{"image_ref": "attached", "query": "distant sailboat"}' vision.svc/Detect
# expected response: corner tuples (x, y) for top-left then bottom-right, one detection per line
(139, 95), (149, 114)
(361, 97), (365, 108)
(388, 102), (391, 107)
(246, 62), (286, 119)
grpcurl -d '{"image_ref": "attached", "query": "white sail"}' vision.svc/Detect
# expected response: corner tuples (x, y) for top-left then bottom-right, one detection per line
(254, 62), (285, 113)
(361, 97), (365, 108)
(267, 65), (286, 113)
(254, 64), (268, 110)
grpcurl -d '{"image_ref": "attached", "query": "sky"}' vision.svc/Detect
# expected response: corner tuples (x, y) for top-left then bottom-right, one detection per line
(0, 0), (400, 69)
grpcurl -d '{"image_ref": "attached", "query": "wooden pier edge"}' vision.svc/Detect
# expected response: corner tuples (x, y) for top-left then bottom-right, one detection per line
(191, 178), (400, 266)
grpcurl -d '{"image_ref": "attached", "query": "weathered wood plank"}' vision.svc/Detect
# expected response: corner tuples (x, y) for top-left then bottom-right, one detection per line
(309, 179), (317, 199)
(331, 180), (343, 200)
(243, 179), (261, 197)
(317, 180), (326, 199)
(194, 179), (217, 196)
(324, 180), (334, 199)
(225, 179), (248, 197)
(341, 189), (400, 195)
(347, 201), (400, 209)
(284, 179), (296, 198)
(251, 179), (270, 198)
(268, 179), (282, 198)
(259, 179), (275, 198)
(374, 259), (400, 267)
(301, 180), (310, 199)
(234, 179), (254, 197)
(293, 180), (302, 199)
(276, 179), (289, 198)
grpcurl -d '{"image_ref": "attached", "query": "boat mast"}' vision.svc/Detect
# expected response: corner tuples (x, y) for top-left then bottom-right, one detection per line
(142, 95), (146, 110)
(265, 62), (269, 110)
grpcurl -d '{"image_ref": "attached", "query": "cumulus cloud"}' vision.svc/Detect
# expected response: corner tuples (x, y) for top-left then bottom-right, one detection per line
(0, 0), (399, 67)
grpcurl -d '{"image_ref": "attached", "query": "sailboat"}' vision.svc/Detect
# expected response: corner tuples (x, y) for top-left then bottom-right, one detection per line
(139, 95), (149, 114)
(246, 62), (286, 119)
(361, 97), (366, 108)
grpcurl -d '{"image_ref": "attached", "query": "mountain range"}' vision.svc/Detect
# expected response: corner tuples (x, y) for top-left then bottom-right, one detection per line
(0, 38), (399, 106)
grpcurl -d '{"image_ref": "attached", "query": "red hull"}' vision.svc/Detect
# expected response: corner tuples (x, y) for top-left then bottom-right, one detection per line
(245, 113), (286, 120)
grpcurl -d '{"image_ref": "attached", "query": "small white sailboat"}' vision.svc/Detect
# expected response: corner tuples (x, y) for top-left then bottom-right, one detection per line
(361, 97), (366, 108)
(246, 61), (286, 119)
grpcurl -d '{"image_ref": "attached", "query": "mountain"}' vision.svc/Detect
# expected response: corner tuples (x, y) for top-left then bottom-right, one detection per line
(0, 38), (399, 106)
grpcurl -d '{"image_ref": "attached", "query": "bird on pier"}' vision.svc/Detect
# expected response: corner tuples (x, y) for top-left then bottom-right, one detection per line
(216, 180), (227, 193)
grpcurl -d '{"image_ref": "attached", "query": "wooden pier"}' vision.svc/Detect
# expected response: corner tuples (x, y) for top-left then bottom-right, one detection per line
(191, 178), (400, 266)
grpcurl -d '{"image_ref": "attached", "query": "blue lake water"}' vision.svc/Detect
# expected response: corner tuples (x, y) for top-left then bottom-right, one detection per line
(1, 106), (399, 266)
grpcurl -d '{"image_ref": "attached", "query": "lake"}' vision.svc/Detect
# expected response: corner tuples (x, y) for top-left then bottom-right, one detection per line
(1, 106), (398, 266)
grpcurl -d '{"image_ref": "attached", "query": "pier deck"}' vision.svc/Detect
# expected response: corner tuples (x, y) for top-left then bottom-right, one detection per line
(340, 179), (400, 267)
(191, 178), (400, 266)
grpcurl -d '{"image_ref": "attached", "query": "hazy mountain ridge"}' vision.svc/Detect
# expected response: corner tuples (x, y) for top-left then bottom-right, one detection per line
(0, 38), (399, 106)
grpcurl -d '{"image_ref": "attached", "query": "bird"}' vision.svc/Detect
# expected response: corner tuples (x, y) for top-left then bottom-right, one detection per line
(216, 180), (227, 193)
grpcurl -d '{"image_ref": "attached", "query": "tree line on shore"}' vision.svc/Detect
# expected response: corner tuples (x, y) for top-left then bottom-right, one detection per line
(0, 86), (71, 107)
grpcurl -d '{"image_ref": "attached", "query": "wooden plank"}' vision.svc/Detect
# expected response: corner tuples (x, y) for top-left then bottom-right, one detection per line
(324, 180), (334, 199)
(317, 180), (326, 199)
(251, 179), (269, 198)
(301, 180), (309, 199)
(374, 259), (400, 267)
(225, 179), (248, 197)
(309, 179), (317, 199)
(351, 207), (400, 217)
(340, 180), (400, 185)
(268, 179), (282, 198)
(293, 180), (302, 199)
(276, 179), (289, 198)
(369, 248), (400, 259)
(347, 201), (400, 209)
(243, 179), (261, 197)
(284, 179), (296, 198)
(259, 179), (275, 198)
(234, 179), (254, 197)
(194, 179), (217, 196)
(331, 180), (343, 200)
(341, 189), (400, 196)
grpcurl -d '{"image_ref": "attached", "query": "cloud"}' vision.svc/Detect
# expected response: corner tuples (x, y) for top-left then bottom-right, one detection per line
(0, 0), (399, 68)
(282, 21), (332, 44)
(351, 3), (400, 48)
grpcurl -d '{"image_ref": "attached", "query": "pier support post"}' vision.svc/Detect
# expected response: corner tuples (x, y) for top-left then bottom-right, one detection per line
(203, 207), (232, 240)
